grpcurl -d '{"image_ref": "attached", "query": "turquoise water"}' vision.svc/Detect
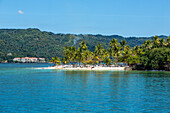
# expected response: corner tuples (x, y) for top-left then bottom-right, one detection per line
(0, 63), (169, 112)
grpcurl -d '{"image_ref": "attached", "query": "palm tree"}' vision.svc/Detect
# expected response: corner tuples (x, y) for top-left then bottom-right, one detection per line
(69, 46), (76, 65)
(142, 40), (152, 50)
(50, 57), (61, 66)
(159, 38), (166, 47)
(120, 40), (127, 50)
(110, 38), (118, 47)
(63, 46), (76, 65)
(80, 41), (88, 50)
(132, 46), (138, 55)
(103, 57), (112, 66)
(62, 57), (68, 65)
(102, 50), (111, 66)
(132, 45), (145, 56)
(94, 44), (105, 63)
(92, 55), (100, 65)
(153, 36), (160, 48)
(122, 45), (132, 63)
(74, 41), (88, 66)
(83, 50), (92, 65)
(75, 48), (84, 66)
(109, 38), (121, 63)
(103, 49), (110, 59)
(63, 46), (71, 63)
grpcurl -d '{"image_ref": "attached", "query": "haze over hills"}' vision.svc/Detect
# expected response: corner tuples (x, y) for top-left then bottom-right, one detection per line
(0, 28), (168, 61)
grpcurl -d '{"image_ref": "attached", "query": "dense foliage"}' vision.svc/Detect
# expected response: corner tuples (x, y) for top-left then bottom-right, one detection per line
(61, 36), (170, 70)
(0, 28), (168, 63)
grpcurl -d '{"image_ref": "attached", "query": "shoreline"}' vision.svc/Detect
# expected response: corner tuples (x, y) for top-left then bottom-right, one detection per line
(35, 66), (126, 71)
(34, 66), (170, 72)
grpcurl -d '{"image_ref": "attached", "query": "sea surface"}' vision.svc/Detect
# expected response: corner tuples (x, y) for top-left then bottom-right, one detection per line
(0, 63), (169, 112)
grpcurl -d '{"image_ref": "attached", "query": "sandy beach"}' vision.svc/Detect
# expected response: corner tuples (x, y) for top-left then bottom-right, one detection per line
(35, 66), (125, 71)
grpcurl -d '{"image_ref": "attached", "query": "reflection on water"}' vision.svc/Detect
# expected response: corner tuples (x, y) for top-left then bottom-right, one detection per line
(0, 64), (169, 112)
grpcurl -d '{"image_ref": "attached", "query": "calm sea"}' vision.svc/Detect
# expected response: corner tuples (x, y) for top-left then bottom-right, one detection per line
(0, 63), (169, 112)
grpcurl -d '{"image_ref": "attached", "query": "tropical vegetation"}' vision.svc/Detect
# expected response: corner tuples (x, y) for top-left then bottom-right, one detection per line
(50, 56), (61, 66)
(0, 28), (167, 62)
(55, 36), (170, 70)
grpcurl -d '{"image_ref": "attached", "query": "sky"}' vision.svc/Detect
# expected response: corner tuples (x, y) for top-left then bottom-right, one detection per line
(0, 0), (170, 37)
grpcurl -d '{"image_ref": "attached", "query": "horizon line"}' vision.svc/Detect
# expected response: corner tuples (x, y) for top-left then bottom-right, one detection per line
(0, 27), (169, 38)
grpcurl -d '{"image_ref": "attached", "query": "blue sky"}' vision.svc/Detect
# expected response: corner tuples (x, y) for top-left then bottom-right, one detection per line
(0, 0), (170, 37)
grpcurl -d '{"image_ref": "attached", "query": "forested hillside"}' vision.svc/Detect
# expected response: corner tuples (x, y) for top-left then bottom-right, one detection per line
(0, 28), (167, 61)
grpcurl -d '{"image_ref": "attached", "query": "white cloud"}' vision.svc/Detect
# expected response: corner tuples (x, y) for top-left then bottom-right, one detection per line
(18, 10), (24, 14)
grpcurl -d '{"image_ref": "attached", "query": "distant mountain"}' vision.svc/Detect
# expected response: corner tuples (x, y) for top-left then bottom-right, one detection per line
(0, 28), (168, 61)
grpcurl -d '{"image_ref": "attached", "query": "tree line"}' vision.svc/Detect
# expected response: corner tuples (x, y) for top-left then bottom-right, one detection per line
(51, 36), (170, 70)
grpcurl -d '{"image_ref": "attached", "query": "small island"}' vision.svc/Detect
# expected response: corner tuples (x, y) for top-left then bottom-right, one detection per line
(41, 36), (170, 71)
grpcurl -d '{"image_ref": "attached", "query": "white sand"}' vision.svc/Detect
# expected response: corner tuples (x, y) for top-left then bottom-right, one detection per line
(35, 66), (125, 71)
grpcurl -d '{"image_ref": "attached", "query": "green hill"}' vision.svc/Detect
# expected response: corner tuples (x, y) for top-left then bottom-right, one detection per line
(0, 28), (167, 61)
